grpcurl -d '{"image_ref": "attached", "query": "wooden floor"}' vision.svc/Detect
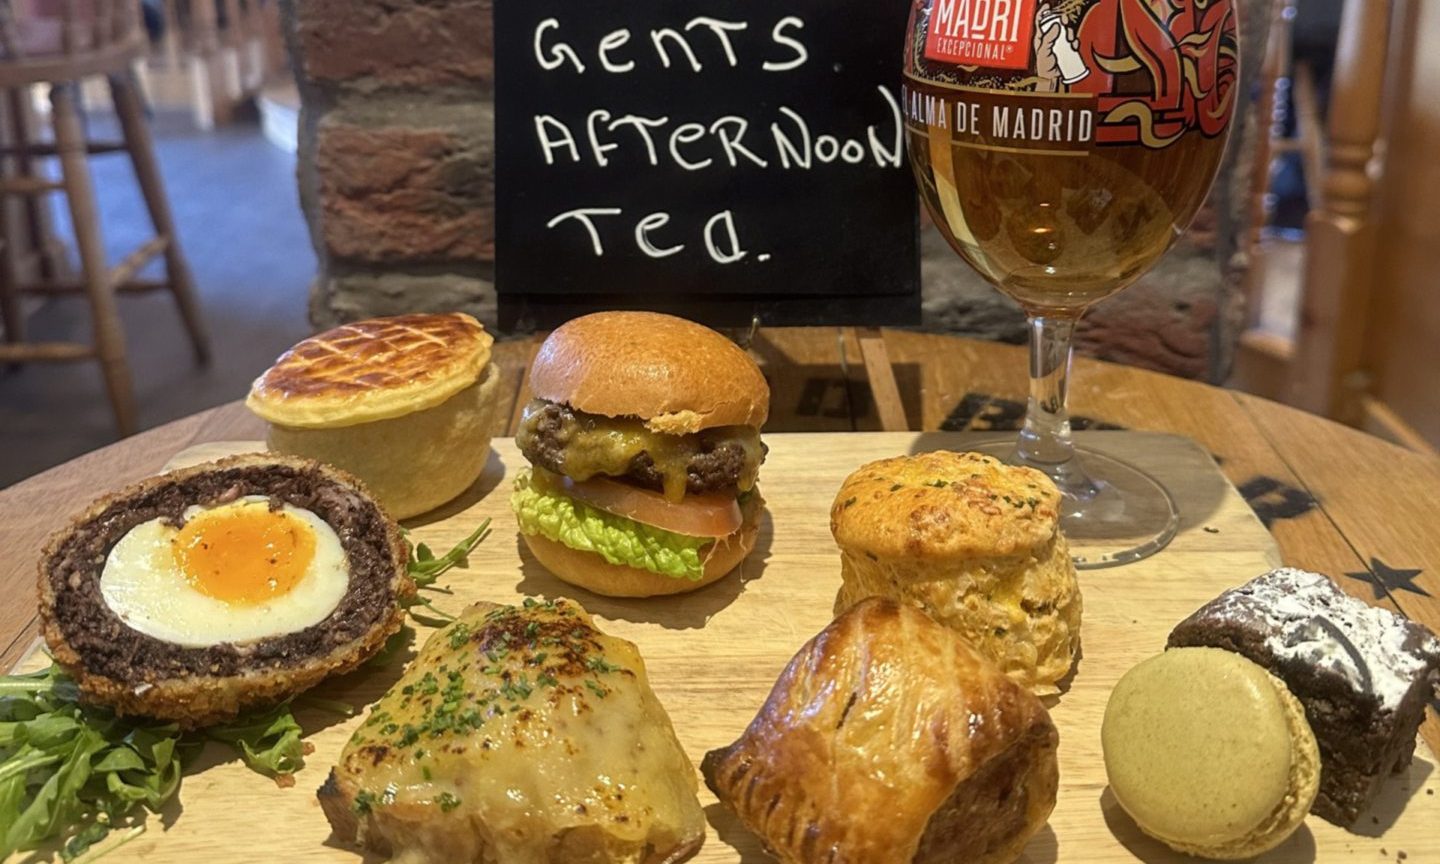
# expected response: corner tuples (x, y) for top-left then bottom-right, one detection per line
(0, 110), (314, 488)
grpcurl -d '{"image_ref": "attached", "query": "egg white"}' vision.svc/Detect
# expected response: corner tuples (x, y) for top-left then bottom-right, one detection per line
(99, 496), (350, 647)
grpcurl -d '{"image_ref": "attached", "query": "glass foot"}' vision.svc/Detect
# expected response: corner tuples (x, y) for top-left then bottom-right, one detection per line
(969, 440), (1179, 570)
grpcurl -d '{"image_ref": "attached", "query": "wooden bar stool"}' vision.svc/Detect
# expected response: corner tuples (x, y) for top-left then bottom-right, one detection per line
(0, 0), (209, 437)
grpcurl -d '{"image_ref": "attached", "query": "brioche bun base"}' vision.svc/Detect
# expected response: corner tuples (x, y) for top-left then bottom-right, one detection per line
(521, 516), (758, 598)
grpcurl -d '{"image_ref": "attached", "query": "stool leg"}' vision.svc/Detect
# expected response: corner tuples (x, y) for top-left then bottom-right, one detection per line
(52, 83), (138, 437)
(0, 93), (22, 350)
(108, 71), (210, 365)
(7, 88), (65, 281)
(0, 194), (22, 351)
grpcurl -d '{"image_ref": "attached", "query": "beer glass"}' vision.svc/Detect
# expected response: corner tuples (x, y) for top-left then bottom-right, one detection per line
(903, 0), (1239, 567)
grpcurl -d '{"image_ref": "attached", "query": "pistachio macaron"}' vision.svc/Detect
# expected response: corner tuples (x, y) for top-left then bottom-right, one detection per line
(1102, 647), (1320, 859)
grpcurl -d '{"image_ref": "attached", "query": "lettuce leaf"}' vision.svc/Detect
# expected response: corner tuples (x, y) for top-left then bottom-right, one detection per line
(511, 470), (708, 580)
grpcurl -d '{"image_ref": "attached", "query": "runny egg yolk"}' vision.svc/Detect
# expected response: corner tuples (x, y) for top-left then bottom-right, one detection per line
(170, 505), (317, 604)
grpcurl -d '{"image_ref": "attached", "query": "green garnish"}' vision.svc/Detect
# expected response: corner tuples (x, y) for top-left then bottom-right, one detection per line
(203, 700), (307, 779)
(399, 519), (492, 625)
(0, 665), (190, 860)
(0, 664), (313, 860)
(352, 790), (377, 815)
(406, 520), (492, 589)
(584, 679), (609, 699)
(437, 792), (461, 812)
(64, 824), (145, 862)
(499, 676), (534, 702)
(511, 473), (708, 579)
(585, 656), (620, 675)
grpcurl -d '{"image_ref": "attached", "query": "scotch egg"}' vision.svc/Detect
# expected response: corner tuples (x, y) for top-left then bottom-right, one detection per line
(38, 454), (411, 728)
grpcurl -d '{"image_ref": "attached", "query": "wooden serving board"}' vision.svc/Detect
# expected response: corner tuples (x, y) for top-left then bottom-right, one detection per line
(11, 432), (1438, 863)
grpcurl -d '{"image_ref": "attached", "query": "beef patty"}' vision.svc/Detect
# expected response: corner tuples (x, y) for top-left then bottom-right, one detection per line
(516, 399), (763, 497)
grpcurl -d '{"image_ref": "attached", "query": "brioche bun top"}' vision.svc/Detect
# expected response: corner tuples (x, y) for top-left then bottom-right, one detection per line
(529, 312), (769, 435)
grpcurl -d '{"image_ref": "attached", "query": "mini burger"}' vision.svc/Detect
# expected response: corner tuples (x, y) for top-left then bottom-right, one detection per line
(511, 311), (768, 598)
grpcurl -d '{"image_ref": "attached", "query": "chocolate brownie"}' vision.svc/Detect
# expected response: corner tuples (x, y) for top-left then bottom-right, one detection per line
(1168, 567), (1440, 828)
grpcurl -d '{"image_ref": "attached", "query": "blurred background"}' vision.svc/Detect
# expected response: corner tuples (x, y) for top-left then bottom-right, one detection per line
(0, 0), (1435, 488)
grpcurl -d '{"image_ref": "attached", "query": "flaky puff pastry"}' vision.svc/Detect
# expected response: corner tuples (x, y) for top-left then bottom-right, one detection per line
(831, 451), (1081, 695)
(703, 598), (1059, 864)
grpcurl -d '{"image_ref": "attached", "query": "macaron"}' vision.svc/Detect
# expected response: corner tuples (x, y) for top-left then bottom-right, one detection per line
(1101, 647), (1320, 860)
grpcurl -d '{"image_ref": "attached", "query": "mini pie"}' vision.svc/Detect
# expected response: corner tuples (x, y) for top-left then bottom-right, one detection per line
(829, 451), (1082, 695)
(247, 313), (500, 519)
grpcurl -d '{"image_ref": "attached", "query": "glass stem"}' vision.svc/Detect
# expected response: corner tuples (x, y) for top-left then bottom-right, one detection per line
(1014, 315), (1093, 495)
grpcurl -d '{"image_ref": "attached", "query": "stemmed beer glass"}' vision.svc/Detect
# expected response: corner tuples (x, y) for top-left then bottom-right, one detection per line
(902, 0), (1239, 567)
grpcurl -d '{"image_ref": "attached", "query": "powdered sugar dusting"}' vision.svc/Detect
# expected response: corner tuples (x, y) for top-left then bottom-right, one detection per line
(1206, 568), (1440, 711)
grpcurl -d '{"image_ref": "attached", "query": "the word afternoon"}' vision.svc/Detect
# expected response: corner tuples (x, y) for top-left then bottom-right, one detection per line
(532, 16), (903, 171)
(528, 13), (907, 265)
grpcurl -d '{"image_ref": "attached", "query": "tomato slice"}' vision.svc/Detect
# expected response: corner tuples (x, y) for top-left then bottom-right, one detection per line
(532, 468), (741, 538)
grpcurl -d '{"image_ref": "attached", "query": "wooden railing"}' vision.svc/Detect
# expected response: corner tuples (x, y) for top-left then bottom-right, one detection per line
(1235, 0), (1437, 452)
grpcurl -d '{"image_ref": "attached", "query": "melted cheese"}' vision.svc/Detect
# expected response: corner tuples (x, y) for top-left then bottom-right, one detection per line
(517, 400), (763, 501)
(336, 600), (704, 864)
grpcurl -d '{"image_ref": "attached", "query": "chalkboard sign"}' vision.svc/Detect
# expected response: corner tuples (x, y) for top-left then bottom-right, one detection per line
(494, 1), (920, 328)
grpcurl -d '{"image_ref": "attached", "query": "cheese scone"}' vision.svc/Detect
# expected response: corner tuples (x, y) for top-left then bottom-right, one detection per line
(830, 451), (1081, 695)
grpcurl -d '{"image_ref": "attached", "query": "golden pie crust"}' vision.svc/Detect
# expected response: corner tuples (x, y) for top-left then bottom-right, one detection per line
(247, 313), (494, 429)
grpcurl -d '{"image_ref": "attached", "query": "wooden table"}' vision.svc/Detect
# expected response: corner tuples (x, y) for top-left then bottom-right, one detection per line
(4, 327), (1439, 761)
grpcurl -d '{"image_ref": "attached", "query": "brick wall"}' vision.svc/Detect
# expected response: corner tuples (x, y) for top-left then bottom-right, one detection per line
(282, 0), (1271, 382)
(282, 0), (498, 328)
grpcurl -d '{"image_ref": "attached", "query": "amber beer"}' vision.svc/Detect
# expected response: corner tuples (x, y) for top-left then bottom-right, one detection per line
(903, 0), (1239, 312)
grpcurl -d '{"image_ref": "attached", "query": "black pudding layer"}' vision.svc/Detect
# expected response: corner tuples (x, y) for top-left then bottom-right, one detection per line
(44, 461), (398, 684)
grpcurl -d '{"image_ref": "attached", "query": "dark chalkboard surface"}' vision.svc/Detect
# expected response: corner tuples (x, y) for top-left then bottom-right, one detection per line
(494, 1), (919, 328)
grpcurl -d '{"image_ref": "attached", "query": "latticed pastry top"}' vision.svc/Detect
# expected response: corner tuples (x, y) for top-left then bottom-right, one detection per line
(247, 313), (494, 428)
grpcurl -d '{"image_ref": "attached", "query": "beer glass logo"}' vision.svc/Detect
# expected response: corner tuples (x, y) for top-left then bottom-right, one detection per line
(911, 0), (1237, 149)
(923, 0), (1039, 70)
(1036, 6), (1088, 86)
